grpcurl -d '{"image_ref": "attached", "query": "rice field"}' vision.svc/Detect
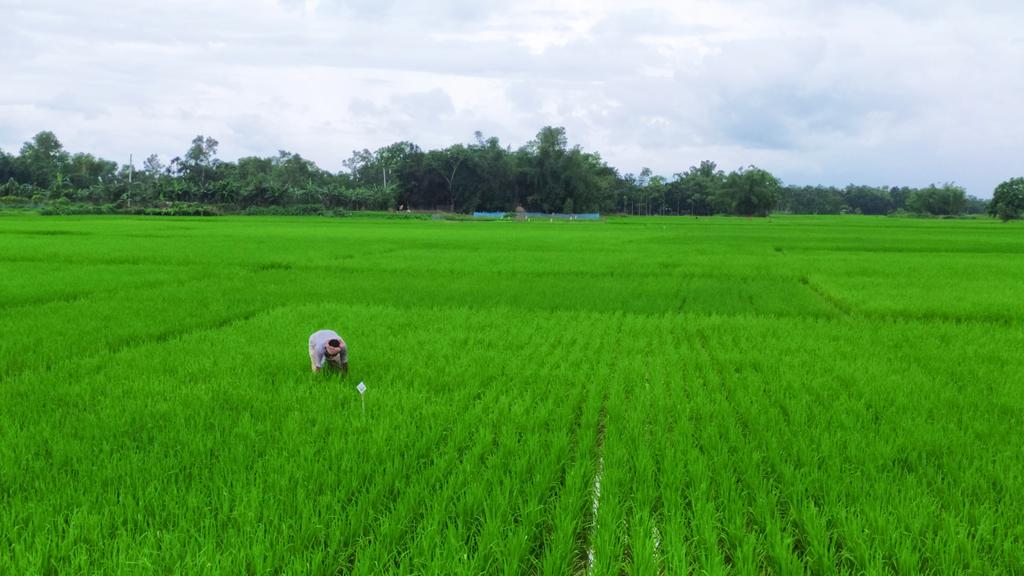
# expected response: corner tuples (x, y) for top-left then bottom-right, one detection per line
(1, 213), (1022, 575)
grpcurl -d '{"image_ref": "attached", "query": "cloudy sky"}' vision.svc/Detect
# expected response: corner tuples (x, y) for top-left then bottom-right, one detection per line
(2, 0), (1021, 196)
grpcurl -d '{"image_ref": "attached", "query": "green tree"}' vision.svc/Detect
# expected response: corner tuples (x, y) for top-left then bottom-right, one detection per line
(18, 131), (70, 191)
(889, 186), (914, 211)
(718, 165), (780, 216)
(512, 126), (617, 213)
(342, 148), (376, 185)
(627, 168), (668, 215)
(344, 142), (418, 190)
(669, 160), (724, 215)
(521, 126), (568, 211)
(563, 149), (617, 213)
(907, 183), (966, 216)
(466, 132), (517, 211)
(842, 185), (892, 215)
(142, 154), (164, 177)
(133, 154), (166, 203)
(343, 142), (419, 209)
(273, 150), (328, 199)
(66, 153), (117, 190)
(393, 148), (442, 209)
(989, 177), (1024, 221)
(183, 135), (219, 192)
(963, 195), (988, 215)
(778, 185), (844, 214)
(234, 156), (275, 207)
(0, 149), (16, 184)
(426, 145), (468, 212)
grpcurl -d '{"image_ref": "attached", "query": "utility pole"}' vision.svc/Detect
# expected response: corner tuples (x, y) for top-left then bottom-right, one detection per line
(128, 154), (133, 209)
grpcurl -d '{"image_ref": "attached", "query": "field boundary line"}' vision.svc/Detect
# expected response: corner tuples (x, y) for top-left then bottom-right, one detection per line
(861, 309), (1022, 327)
(106, 305), (291, 357)
(0, 291), (95, 312)
(0, 255), (207, 266)
(0, 304), (292, 385)
(0, 273), (218, 313)
(797, 275), (853, 316)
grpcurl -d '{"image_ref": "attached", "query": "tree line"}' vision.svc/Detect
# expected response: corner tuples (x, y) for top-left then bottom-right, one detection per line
(2, 128), (1021, 219)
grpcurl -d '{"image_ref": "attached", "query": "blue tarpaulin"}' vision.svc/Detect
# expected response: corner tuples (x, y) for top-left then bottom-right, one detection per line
(523, 212), (600, 220)
(472, 212), (601, 220)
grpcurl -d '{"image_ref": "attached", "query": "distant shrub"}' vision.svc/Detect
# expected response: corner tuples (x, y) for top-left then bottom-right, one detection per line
(0, 179), (42, 199)
(0, 195), (29, 206)
(39, 199), (90, 215)
(244, 204), (333, 216)
(432, 212), (481, 221)
(118, 202), (218, 216)
(244, 206), (286, 216)
(39, 201), (220, 216)
(144, 203), (220, 216)
(386, 212), (430, 220)
(989, 177), (1024, 222)
(243, 204), (352, 216)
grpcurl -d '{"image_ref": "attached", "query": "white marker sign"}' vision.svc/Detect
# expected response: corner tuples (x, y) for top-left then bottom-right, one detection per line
(356, 381), (367, 415)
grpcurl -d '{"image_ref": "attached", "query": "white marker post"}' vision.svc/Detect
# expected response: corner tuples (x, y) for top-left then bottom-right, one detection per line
(356, 381), (367, 415)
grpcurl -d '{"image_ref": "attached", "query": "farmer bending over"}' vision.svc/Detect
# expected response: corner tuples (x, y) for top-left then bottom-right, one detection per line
(309, 329), (348, 375)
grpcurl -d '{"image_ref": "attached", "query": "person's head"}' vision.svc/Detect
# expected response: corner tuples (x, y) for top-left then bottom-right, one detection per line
(325, 339), (344, 360)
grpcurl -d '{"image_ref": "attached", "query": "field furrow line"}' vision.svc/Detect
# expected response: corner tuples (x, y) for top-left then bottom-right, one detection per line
(583, 402), (607, 576)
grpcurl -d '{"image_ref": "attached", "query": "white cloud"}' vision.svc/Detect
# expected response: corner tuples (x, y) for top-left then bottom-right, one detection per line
(1, 0), (1021, 195)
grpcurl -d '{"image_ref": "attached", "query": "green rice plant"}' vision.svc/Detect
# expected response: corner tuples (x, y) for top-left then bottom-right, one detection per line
(1, 213), (1023, 573)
